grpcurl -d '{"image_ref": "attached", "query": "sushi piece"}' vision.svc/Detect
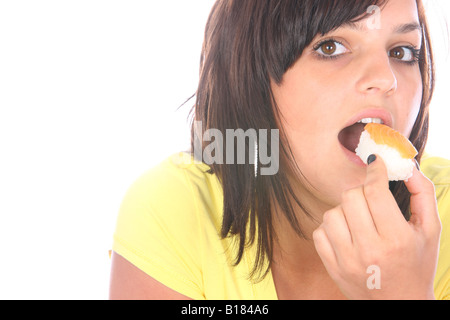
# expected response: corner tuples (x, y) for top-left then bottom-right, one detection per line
(355, 123), (418, 181)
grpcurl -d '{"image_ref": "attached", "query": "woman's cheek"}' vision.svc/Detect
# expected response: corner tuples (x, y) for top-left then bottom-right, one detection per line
(398, 73), (423, 137)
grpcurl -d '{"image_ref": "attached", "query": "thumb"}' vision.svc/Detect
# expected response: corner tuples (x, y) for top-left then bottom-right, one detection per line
(404, 164), (440, 231)
(365, 154), (390, 190)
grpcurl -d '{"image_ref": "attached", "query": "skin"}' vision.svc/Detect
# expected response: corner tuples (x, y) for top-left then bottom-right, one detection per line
(271, 0), (423, 209)
(109, 0), (441, 300)
(312, 158), (441, 299)
(109, 251), (191, 300)
(271, 0), (441, 299)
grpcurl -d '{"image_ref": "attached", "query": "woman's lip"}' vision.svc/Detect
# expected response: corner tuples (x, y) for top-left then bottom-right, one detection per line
(339, 142), (366, 167)
(343, 108), (393, 129)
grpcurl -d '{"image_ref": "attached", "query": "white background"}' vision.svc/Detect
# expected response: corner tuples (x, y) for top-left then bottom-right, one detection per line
(0, 1), (448, 299)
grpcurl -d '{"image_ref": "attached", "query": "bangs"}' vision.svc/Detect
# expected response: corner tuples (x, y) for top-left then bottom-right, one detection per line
(267, 0), (387, 83)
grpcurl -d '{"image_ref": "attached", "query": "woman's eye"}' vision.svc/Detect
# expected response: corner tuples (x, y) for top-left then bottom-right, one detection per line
(389, 46), (420, 63)
(314, 40), (348, 57)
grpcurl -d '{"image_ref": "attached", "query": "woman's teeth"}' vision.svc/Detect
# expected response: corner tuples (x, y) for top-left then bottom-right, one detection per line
(357, 118), (384, 124)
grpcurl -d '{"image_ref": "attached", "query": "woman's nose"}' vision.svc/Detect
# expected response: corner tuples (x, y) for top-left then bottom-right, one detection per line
(355, 52), (398, 96)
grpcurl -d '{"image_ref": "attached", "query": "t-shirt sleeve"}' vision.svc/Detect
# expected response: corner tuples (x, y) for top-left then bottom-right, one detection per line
(112, 160), (205, 300)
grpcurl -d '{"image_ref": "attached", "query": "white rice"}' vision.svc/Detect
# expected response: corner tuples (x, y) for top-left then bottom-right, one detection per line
(355, 131), (415, 181)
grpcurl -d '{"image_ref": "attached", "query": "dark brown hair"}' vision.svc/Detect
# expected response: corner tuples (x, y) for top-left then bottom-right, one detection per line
(190, 0), (434, 280)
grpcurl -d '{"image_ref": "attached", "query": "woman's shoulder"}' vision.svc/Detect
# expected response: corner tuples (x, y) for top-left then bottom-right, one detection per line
(121, 152), (223, 221)
(422, 155), (450, 300)
(421, 153), (450, 217)
(421, 154), (450, 186)
(130, 152), (215, 195)
(115, 151), (225, 245)
(112, 152), (224, 299)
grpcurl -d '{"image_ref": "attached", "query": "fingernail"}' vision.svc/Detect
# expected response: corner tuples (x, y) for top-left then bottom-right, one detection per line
(367, 154), (377, 165)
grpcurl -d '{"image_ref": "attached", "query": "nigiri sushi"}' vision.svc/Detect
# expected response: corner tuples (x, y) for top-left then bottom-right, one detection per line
(355, 123), (418, 181)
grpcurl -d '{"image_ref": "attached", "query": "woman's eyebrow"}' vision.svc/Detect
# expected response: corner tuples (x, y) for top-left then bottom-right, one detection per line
(342, 21), (422, 34)
(393, 22), (422, 34)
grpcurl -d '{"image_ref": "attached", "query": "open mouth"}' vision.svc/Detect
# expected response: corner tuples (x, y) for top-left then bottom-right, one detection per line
(338, 118), (384, 153)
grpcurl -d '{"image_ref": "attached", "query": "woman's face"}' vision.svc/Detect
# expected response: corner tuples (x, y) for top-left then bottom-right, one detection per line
(272, 0), (423, 209)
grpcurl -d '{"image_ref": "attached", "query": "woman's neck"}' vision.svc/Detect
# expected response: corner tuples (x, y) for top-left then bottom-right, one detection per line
(270, 172), (334, 269)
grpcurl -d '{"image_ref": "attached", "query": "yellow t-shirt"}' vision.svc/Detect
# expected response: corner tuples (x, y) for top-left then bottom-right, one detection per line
(112, 152), (450, 300)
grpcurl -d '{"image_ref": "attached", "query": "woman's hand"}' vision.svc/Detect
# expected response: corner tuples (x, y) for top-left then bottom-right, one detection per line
(313, 155), (442, 300)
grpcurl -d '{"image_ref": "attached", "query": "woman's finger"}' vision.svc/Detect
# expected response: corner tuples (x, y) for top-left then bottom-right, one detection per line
(404, 165), (441, 235)
(340, 186), (378, 246)
(320, 206), (353, 264)
(364, 155), (409, 235)
(312, 226), (339, 275)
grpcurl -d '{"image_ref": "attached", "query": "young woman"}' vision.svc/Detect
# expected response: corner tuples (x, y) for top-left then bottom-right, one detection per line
(109, 0), (450, 300)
